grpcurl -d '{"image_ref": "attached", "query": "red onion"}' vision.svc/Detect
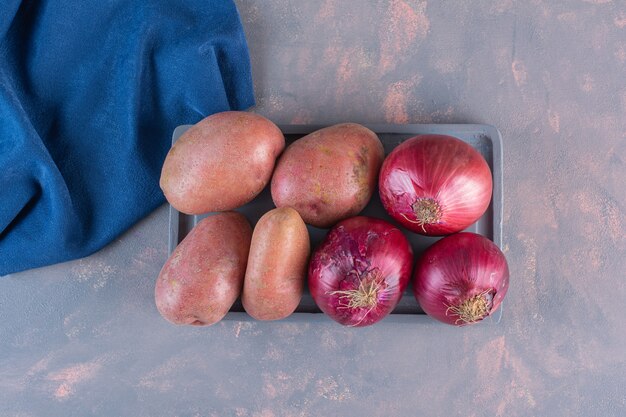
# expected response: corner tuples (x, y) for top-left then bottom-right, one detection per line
(379, 135), (493, 236)
(308, 216), (413, 327)
(414, 232), (509, 326)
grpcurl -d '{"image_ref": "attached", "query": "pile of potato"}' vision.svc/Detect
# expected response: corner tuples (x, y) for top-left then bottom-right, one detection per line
(156, 111), (384, 325)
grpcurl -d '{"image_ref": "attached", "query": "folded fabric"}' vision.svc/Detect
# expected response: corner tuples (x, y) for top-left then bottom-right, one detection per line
(0, 0), (255, 275)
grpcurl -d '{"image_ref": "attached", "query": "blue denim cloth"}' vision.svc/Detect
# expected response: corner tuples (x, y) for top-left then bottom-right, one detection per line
(0, 0), (255, 275)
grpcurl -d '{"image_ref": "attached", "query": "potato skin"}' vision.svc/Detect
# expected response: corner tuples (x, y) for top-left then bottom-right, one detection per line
(155, 212), (252, 326)
(160, 111), (285, 214)
(271, 123), (384, 228)
(242, 207), (310, 320)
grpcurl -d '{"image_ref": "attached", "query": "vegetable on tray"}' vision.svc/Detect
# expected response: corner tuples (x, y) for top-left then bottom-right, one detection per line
(308, 216), (413, 327)
(271, 123), (384, 228)
(413, 232), (509, 326)
(156, 111), (510, 327)
(379, 134), (492, 236)
(155, 212), (252, 326)
(242, 207), (310, 321)
(160, 111), (285, 215)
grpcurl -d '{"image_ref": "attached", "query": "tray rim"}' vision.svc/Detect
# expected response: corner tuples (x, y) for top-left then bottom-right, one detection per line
(167, 123), (504, 324)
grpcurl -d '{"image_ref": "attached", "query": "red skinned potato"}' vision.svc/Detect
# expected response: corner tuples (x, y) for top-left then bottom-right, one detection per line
(155, 212), (252, 326)
(160, 111), (285, 214)
(271, 123), (384, 228)
(242, 207), (310, 320)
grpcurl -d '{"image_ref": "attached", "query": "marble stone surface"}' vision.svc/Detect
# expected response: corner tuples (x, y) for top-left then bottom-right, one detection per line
(1, 1), (625, 416)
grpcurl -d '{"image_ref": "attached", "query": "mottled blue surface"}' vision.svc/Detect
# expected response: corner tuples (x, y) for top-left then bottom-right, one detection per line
(1, 1), (625, 416)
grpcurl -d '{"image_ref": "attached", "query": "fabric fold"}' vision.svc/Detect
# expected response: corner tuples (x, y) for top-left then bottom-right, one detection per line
(0, 0), (255, 275)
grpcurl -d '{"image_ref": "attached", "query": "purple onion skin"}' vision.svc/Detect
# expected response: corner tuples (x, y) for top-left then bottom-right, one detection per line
(413, 232), (509, 326)
(308, 216), (413, 327)
(379, 135), (493, 236)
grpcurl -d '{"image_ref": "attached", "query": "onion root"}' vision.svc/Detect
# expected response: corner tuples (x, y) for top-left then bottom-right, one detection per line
(399, 198), (442, 233)
(328, 269), (383, 310)
(446, 290), (493, 325)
